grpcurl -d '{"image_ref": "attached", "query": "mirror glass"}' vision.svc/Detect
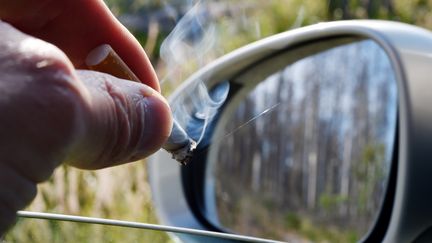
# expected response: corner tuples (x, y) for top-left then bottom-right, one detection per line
(205, 39), (398, 242)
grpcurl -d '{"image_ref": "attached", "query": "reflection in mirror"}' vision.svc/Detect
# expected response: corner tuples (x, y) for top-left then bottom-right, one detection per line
(205, 39), (397, 242)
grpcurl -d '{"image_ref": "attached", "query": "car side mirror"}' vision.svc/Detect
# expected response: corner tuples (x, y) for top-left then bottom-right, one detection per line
(149, 20), (432, 243)
(205, 37), (396, 243)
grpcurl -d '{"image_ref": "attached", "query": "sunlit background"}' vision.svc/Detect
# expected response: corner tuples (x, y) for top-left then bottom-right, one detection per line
(5, 0), (432, 242)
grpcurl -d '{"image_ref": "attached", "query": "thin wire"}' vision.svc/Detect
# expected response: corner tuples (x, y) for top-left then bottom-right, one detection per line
(17, 211), (285, 243)
(194, 101), (281, 157)
(221, 102), (281, 140)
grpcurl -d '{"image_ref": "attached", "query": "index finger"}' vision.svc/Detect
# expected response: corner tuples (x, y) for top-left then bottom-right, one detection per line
(1, 0), (160, 91)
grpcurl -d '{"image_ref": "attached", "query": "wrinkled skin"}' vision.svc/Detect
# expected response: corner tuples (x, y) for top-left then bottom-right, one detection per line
(0, 0), (173, 234)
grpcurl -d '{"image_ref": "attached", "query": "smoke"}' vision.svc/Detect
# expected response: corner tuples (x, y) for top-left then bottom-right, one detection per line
(187, 81), (230, 146)
(168, 79), (230, 148)
(159, 0), (230, 147)
(157, 1), (311, 149)
(160, 1), (218, 85)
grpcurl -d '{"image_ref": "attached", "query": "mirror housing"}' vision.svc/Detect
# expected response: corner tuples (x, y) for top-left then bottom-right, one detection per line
(149, 20), (432, 243)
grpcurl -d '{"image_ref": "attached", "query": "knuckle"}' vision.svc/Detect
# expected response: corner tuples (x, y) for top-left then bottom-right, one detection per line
(0, 55), (85, 171)
(0, 21), (73, 75)
(0, 22), (85, 182)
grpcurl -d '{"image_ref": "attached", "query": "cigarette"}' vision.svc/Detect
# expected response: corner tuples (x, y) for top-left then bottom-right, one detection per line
(86, 44), (197, 165)
(86, 44), (141, 82)
(161, 120), (197, 165)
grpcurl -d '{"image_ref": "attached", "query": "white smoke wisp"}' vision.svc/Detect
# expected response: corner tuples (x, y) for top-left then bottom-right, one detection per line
(159, 1), (218, 86)
(158, 0), (233, 150)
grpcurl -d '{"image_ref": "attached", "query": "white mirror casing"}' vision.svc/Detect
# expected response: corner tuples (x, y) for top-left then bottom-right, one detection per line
(149, 20), (432, 243)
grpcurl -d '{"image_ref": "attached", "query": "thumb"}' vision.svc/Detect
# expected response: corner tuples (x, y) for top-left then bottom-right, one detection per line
(67, 70), (172, 169)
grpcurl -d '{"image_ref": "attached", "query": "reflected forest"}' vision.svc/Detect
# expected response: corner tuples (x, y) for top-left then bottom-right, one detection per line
(212, 40), (397, 242)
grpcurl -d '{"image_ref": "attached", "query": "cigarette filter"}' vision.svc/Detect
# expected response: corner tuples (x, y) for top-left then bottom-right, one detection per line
(86, 44), (197, 165)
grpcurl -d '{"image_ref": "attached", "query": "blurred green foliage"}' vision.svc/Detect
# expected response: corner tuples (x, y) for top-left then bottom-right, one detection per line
(6, 0), (432, 242)
(103, 0), (432, 94)
(6, 164), (172, 242)
(354, 143), (386, 214)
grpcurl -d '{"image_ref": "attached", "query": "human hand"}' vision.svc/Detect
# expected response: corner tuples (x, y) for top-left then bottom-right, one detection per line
(0, 0), (172, 233)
